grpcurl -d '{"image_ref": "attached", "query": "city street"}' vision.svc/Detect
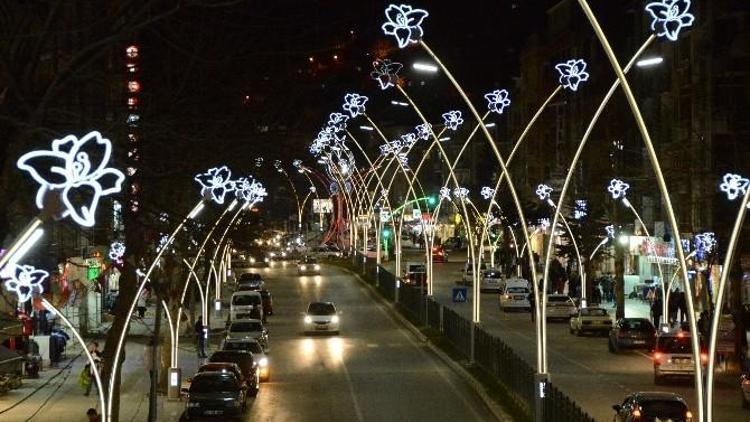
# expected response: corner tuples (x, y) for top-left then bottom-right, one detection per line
(384, 248), (747, 421)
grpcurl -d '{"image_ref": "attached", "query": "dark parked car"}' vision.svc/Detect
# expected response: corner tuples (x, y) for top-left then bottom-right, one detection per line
(209, 350), (260, 388)
(259, 290), (273, 316)
(237, 273), (264, 290)
(185, 371), (248, 419)
(609, 318), (657, 353)
(612, 391), (692, 421)
(182, 362), (247, 396)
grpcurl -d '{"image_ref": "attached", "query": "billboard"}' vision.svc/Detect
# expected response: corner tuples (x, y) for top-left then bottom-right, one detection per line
(313, 198), (333, 214)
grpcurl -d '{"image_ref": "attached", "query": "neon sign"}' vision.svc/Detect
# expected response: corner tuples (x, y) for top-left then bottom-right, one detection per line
(555, 59), (590, 92)
(17, 131), (126, 227)
(381, 4), (429, 49)
(194, 166), (235, 204)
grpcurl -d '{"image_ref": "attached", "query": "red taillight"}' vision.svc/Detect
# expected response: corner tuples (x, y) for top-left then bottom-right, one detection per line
(700, 353), (708, 363)
(653, 352), (663, 365)
(632, 407), (642, 419)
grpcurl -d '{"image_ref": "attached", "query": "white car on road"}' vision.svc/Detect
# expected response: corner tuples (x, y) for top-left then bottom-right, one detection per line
(545, 294), (577, 320)
(499, 285), (531, 311)
(569, 307), (613, 336)
(226, 319), (269, 349)
(303, 302), (340, 334)
(479, 269), (504, 292)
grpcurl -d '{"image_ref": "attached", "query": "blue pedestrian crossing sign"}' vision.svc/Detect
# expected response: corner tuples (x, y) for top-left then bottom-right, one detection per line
(452, 287), (468, 303)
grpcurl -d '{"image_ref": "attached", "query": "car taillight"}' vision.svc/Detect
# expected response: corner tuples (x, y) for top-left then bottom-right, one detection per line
(632, 407), (642, 419)
(653, 352), (663, 365)
(504, 294), (510, 299)
(686, 410), (693, 421)
(700, 352), (708, 363)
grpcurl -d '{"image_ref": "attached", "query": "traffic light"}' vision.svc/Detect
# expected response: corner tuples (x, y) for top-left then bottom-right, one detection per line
(426, 195), (438, 209)
(381, 228), (392, 239)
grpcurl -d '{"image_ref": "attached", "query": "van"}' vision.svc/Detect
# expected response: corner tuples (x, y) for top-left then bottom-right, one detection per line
(230, 291), (263, 321)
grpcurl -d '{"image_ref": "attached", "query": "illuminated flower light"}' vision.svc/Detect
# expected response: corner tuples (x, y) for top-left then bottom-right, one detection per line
(329, 182), (339, 195)
(645, 0), (695, 42)
(381, 4), (429, 49)
(539, 218), (551, 231)
(309, 186), (316, 193)
(535, 184), (553, 201)
(401, 133), (417, 148)
(555, 59), (590, 92)
(370, 58), (403, 90)
(159, 212), (169, 223)
(342, 93), (369, 118)
(109, 241), (126, 262)
(379, 144), (392, 156)
(327, 112), (350, 132)
(607, 179), (630, 200)
(273, 160), (283, 171)
(480, 186), (495, 200)
(415, 123), (432, 141)
(292, 159), (302, 168)
(574, 200), (588, 220)
(237, 178), (267, 203)
(484, 89), (511, 115)
(2, 264), (47, 304)
(680, 238), (691, 253)
(719, 173), (750, 201)
(453, 187), (469, 200)
(442, 111), (464, 131)
(398, 152), (409, 167)
(16, 131), (126, 227)
(439, 187), (451, 200)
(156, 234), (169, 253)
(194, 166), (235, 204)
(605, 225), (615, 238)
(695, 232), (717, 254)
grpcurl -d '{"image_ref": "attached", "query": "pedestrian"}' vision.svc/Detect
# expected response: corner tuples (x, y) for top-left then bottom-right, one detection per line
(86, 408), (101, 422)
(85, 342), (102, 396)
(137, 294), (147, 318)
(195, 316), (207, 358)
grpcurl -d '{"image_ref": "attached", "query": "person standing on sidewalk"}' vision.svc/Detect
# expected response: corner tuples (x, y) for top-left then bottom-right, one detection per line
(85, 342), (102, 396)
(195, 316), (207, 358)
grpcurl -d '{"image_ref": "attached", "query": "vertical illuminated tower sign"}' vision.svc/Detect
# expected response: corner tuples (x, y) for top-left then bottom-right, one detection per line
(125, 44), (141, 214)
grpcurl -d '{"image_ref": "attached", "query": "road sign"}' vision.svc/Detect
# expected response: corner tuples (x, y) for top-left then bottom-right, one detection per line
(452, 287), (467, 303)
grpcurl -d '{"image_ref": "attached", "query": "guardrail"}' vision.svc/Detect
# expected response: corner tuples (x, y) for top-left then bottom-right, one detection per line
(342, 254), (597, 422)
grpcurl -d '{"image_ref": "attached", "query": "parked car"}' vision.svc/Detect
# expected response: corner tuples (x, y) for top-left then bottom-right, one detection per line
(608, 318), (656, 353)
(545, 294), (577, 321)
(182, 362), (247, 396)
(461, 261), (487, 285)
(401, 262), (426, 286)
(653, 330), (706, 385)
(230, 291), (263, 321)
(226, 319), (269, 348)
(208, 349), (260, 389)
(612, 392), (692, 422)
(303, 301), (340, 334)
(741, 373), (750, 409)
(499, 284), (531, 311)
(479, 269), (504, 292)
(259, 289), (273, 317)
(297, 256), (321, 275)
(222, 338), (270, 381)
(431, 245), (448, 262)
(237, 273), (264, 290)
(569, 307), (613, 336)
(185, 371), (249, 419)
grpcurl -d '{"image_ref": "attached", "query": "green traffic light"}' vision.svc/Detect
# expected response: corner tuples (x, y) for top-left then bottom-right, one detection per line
(427, 195), (437, 206)
(382, 228), (392, 238)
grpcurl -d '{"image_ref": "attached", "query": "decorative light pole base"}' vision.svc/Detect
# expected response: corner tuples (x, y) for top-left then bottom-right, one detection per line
(534, 372), (549, 422)
(167, 367), (182, 400)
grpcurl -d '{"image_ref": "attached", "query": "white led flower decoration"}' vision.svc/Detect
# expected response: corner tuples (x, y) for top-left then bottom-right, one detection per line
(535, 184), (553, 201)
(194, 166), (235, 204)
(390, 139), (404, 153)
(398, 152), (409, 167)
(342, 93), (369, 118)
(680, 238), (691, 253)
(607, 179), (630, 199)
(16, 131), (126, 227)
(415, 123), (432, 140)
(605, 225), (615, 238)
(442, 111), (464, 131)
(309, 186), (316, 193)
(2, 264), (48, 304)
(255, 157), (263, 168)
(379, 144), (392, 156)
(484, 89), (511, 115)
(480, 186), (495, 200)
(453, 187), (469, 200)
(370, 58), (402, 90)
(719, 173), (750, 201)
(555, 59), (590, 92)
(109, 241), (126, 262)
(401, 133), (417, 148)
(645, 0), (695, 42)
(439, 187), (451, 200)
(273, 160), (283, 171)
(235, 177), (268, 203)
(327, 112), (350, 132)
(292, 159), (302, 168)
(381, 4), (429, 49)
(574, 200), (588, 220)
(156, 234), (169, 253)
(539, 218), (551, 231)
(695, 232), (717, 254)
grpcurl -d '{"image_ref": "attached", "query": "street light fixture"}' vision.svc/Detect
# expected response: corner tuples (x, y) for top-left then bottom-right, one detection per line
(412, 62), (438, 73)
(636, 56), (664, 67)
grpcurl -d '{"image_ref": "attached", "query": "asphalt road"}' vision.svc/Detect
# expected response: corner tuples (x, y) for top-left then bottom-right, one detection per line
(222, 261), (497, 422)
(385, 248), (748, 422)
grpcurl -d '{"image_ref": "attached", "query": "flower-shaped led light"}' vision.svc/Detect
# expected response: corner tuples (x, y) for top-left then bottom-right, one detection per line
(536, 184), (553, 201)
(439, 187), (451, 200)
(539, 218), (551, 231)
(555, 59), (590, 92)
(645, 0), (695, 42)
(605, 225), (615, 238)
(255, 157), (263, 168)
(415, 123), (432, 140)
(109, 241), (126, 262)
(480, 186), (495, 200)
(194, 166), (235, 204)
(442, 110), (464, 131)
(2, 264), (47, 303)
(235, 177), (268, 203)
(327, 112), (350, 132)
(17, 131), (126, 227)
(401, 133), (417, 148)
(342, 93), (369, 118)
(574, 200), (588, 220)
(309, 186), (316, 193)
(292, 159), (302, 168)
(156, 234), (170, 253)
(695, 232), (717, 254)
(371, 58), (403, 90)
(719, 173), (750, 201)
(484, 89), (511, 115)
(453, 187), (469, 200)
(680, 238), (691, 253)
(381, 4), (429, 49)
(379, 144), (392, 156)
(397, 152), (409, 167)
(607, 179), (630, 200)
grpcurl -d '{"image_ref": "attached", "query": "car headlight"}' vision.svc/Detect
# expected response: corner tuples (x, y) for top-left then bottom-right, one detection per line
(250, 257), (256, 263)
(331, 315), (339, 324)
(282, 252), (286, 257)
(300, 265), (307, 270)
(187, 402), (200, 408)
(314, 264), (320, 270)
(269, 252), (276, 257)
(264, 257), (269, 262)
(304, 316), (312, 323)
(258, 357), (268, 367)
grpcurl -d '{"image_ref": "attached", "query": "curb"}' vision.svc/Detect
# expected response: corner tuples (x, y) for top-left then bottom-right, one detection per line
(339, 264), (513, 422)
